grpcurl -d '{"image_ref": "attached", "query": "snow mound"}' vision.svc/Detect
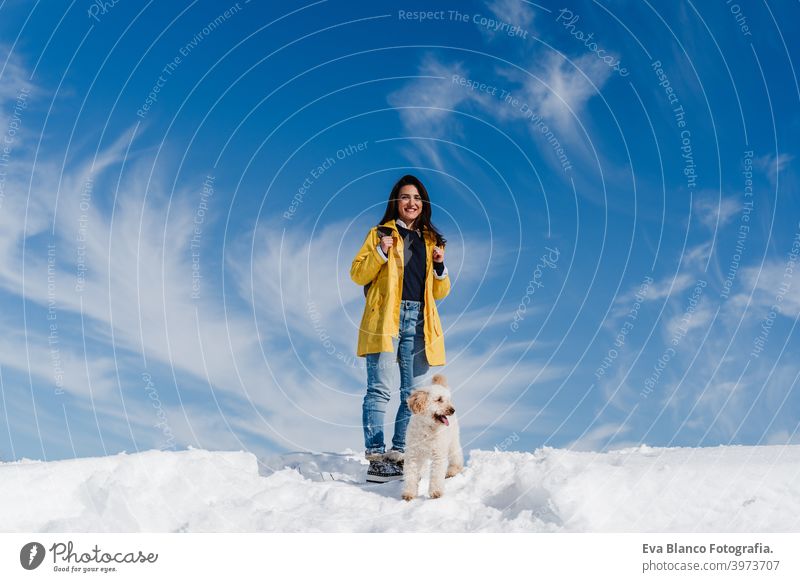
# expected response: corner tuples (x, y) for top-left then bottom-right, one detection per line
(1, 444), (798, 532)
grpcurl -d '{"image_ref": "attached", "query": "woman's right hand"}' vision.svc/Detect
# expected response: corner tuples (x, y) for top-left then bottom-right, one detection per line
(379, 235), (394, 254)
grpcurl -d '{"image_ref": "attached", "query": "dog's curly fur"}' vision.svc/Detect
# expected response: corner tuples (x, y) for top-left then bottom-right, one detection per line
(401, 374), (464, 500)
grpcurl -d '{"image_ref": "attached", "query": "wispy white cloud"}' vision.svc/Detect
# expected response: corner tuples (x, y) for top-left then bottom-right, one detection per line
(662, 293), (714, 340)
(0, 61), (300, 456)
(440, 343), (565, 439)
(755, 152), (793, 188)
(0, 43), (33, 106)
(442, 303), (518, 340)
(641, 272), (697, 303)
(567, 421), (631, 451)
(765, 427), (800, 445)
(486, 0), (535, 28)
(0, 330), (118, 400)
(520, 51), (613, 136)
(596, 228), (800, 445)
(386, 53), (496, 172)
(683, 242), (713, 269)
(693, 194), (741, 230)
(737, 261), (800, 319)
(485, 48), (616, 188)
(482, 0), (536, 41)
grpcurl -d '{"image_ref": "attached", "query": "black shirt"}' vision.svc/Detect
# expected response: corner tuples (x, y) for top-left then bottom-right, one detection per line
(395, 222), (445, 303)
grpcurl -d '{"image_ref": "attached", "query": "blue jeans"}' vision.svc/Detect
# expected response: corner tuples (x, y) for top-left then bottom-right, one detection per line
(363, 299), (431, 455)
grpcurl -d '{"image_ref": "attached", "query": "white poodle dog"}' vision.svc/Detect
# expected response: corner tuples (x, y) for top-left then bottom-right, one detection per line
(401, 374), (464, 500)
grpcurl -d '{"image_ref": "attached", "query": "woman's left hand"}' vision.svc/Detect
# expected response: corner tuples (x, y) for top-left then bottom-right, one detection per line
(432, 246), (445, 263)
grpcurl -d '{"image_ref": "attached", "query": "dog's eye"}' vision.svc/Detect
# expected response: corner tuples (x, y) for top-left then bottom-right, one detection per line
(436, 397), (443, 402)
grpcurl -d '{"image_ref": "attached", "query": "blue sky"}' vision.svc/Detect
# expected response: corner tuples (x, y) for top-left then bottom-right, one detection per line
(0, 0), (798, 462)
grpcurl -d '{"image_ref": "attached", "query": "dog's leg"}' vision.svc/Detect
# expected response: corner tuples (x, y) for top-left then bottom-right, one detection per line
(401, 449), (422, 501)
(428, 447), (448, 499)
(446, 419), (464, 478)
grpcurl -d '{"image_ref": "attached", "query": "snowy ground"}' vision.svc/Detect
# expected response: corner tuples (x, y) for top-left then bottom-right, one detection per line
(1, 444), (798, 532)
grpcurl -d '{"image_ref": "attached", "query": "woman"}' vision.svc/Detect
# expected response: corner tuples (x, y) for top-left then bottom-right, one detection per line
(350, 174), (451, 483)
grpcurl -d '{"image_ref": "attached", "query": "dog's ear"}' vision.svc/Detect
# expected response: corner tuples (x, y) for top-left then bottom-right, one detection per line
(431, 373), (447, 387)
(407, 390), (429, 414)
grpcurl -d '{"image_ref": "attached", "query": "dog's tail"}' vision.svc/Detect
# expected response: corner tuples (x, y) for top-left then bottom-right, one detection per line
(431, 373), (448, 386)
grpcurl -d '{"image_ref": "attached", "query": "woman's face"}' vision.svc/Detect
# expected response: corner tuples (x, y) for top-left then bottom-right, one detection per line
(397, 184), (422, 226)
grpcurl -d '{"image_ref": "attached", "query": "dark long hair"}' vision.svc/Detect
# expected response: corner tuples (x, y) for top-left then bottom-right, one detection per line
(378, 174), (447, 247)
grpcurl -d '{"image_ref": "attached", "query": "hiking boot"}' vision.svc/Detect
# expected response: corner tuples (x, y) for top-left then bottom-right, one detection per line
(366, 459), (403, 483)
(384, 448), (404, 468)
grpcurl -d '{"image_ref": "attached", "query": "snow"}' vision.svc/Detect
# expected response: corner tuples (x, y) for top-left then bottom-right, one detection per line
(1, 444), (798, 532)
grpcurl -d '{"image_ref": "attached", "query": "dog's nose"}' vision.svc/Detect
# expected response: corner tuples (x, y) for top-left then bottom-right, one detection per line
(447, 406), (455, 415)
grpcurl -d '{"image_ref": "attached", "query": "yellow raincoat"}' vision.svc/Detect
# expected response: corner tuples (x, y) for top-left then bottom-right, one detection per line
(350, 219), (451, 365)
